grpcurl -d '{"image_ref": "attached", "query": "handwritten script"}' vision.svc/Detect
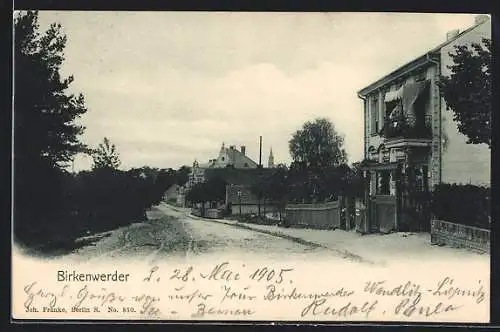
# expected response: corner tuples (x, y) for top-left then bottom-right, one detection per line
(15, 261), (488, 321)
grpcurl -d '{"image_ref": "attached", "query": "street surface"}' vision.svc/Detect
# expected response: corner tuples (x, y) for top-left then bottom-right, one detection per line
(67, 203), (335, 264)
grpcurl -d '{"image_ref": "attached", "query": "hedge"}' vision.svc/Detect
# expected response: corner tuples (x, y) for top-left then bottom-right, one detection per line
(431, 183), (490, 229)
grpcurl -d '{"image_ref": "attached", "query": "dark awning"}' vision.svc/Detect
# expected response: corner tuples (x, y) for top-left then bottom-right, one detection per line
(384, 86), (403, 103)
(402, 80), (430, 114)
(384, 80), (429, 106)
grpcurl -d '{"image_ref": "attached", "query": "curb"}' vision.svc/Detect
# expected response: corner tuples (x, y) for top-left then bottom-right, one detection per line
(190, 213), (376, 265)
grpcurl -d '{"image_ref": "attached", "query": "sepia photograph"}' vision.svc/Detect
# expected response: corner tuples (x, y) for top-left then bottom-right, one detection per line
(12, 10), (491, 323)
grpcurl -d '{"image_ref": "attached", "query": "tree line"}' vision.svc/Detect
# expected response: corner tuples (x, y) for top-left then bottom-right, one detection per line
(13, 11), (190, 253)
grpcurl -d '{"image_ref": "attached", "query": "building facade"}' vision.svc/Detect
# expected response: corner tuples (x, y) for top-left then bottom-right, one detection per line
(186, 143), (260, 189)
(357, 15), (490, 233)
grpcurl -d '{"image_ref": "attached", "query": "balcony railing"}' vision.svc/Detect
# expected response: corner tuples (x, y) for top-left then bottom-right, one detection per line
(382, 114), (432, 139)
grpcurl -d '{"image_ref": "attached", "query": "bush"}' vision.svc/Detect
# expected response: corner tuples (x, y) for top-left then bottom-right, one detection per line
(14, 166), (169, 254)
(431, 183), (490, 229)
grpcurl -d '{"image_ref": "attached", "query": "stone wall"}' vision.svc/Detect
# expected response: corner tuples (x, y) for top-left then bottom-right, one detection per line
(430, 219), (490, 253)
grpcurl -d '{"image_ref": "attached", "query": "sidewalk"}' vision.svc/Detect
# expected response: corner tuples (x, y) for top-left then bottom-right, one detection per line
(202, 215), (489, 266)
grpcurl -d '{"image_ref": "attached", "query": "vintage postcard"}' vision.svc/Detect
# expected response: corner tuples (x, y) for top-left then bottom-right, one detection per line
(12, 11), (491, 323)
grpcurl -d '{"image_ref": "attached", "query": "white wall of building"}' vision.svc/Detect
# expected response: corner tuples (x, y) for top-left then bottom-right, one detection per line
(439, 18), (491, 186)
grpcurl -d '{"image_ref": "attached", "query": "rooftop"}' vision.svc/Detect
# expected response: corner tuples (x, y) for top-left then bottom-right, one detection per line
(358, 15), (490, 97)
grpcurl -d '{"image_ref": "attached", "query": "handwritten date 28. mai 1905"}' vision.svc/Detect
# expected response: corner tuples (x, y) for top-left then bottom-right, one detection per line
(20, 262), (486, 320)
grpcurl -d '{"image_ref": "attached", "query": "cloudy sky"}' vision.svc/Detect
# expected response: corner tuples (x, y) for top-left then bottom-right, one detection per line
(34, 11), (479, 171)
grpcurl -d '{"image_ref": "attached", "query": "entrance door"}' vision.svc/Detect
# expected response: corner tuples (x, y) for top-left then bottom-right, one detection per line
(369, 197), (379, 232)
(375, 195), (397, 233)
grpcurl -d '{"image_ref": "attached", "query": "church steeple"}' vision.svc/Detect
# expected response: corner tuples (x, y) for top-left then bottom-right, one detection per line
(268, 147), (275, 168)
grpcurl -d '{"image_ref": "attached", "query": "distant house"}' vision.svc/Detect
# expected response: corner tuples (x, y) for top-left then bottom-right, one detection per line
(163, 184), (180, 203)
(357, 15), (491, 234)
(186, 142), (262, 190)
(212, 143), (259, 169)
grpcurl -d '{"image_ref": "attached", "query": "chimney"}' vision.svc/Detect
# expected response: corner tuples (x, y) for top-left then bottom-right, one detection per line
(240, 146), (246, 155)
(475, 14), (489, 26)
(446, 29), (460, 41)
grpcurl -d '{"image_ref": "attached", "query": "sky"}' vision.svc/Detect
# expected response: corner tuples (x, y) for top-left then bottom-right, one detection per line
(31, 11), (481, 171)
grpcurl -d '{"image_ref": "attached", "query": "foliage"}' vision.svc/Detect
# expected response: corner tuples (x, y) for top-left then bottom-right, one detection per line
(91, 137), (121, 170)
(175, 165), (191, 185)
(285, 163), (362, 203)
(14, 11), (88, 169)
(289, 117), (347, 171)
(431, 183), (490, 229)
(263, 165), (289, 220)
(186, 176), (227, 204)
(14, 11), (88, 246)
(13, 11), (198, 253)
(438, 38), (491, 147)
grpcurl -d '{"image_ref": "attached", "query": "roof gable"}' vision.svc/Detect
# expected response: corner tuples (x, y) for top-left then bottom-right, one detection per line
(224, 147), (259, 168)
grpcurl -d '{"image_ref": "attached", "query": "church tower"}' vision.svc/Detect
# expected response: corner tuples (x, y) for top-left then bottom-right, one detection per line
(268, 147), (275, 168)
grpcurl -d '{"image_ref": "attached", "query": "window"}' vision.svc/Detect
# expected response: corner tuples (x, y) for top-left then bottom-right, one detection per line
(376, 171), (390, 195)
(244, 162), (249, 167)
(370, 96), (379, 134)
(415, 165), (429, 192)
(221, 157), (225, 161)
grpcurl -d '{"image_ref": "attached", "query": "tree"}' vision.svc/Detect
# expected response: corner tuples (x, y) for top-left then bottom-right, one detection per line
(14, 11), (88, 245)
(266, 165), (289, 221)
(204, 176), (227, 204)
(175, 165), (191, 185)
(186, 176), (226, 210)
(438, 38), (491, 147)
(289, 117), (347, 171)
(15, 11), (88, 169)
(288, 118), (347, 202)
(91, 137), (121, 170)
(251, 173), (270, 217)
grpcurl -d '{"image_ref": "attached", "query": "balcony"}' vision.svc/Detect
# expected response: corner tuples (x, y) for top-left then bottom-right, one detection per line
(382, 114), (432, 140)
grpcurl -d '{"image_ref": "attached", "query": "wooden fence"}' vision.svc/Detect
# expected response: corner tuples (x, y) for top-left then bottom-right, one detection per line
(430, 219), (490, 253)
(284, 201), (341, 230)
(190, 208), (222, 219)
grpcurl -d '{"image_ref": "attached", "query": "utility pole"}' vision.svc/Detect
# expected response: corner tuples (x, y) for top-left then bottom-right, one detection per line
(258, 136), (262, 217)
(259, 136), (262, 167)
